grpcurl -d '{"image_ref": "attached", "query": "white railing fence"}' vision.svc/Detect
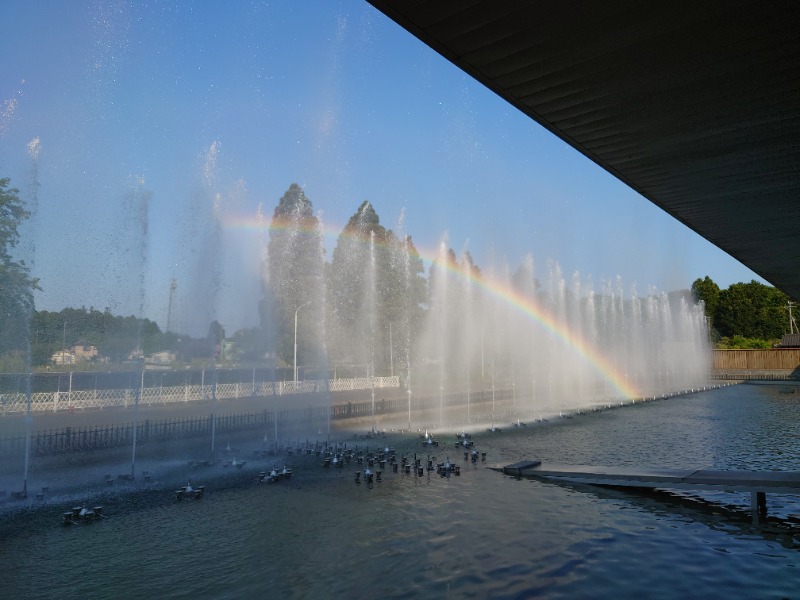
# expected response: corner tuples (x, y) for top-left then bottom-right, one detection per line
(0, 376), (400, 415)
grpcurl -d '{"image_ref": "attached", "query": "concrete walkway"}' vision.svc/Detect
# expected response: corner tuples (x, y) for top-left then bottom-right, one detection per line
(494, 460), (800, 520)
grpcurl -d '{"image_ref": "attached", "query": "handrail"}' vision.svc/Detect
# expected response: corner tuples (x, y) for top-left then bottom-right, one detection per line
(0, 375), (401, 415)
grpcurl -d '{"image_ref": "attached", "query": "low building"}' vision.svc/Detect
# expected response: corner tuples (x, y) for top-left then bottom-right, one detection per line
(71, 341), (99, 360)
(51, 341), (100, 365)
(51, 349), (76, 366)
(146, 351), (176, 366)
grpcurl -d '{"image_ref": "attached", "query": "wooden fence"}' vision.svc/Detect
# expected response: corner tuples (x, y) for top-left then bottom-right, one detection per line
(711, 349), (800, 380)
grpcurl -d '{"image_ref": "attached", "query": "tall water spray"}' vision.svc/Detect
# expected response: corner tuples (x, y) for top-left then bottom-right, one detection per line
(429, 239), (451, 427)
(513, 254), (540, 416)
(416, 251), (711, 428)
(119, 177), (151, 476)
(315, 213), (331, 440)
(20, 137), (41, 496)
(403, 235), (413, 429)
(460, 248), (477, 423)
(392, 210), (415, 430)
(174, 142), (224, 339)
(368, 230), (377, 431)
(265, 184), (325, 442)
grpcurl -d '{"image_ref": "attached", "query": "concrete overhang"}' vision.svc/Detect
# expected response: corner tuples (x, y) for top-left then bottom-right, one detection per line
(368, 0), (800, 299)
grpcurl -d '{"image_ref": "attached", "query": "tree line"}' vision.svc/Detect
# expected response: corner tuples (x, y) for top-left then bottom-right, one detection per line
(691, 276), (794, 348)
(3, 307), (224, 371)
(3, 176), (798, 370)
(263, 184), (427, 375)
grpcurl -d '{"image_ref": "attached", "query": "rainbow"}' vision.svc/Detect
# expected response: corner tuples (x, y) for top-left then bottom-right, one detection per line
(220, 211), (641, 399)
(465, 270), (641, 399)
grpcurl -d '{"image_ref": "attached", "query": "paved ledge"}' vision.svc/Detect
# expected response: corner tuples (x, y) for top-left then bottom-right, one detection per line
(493, 462), (800, 495)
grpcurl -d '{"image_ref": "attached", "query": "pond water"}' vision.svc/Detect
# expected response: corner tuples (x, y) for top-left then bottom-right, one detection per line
(1, 383), (798, 599)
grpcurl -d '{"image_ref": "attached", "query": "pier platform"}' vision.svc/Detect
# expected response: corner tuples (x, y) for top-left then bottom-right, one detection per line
(494, 460), (800, 520)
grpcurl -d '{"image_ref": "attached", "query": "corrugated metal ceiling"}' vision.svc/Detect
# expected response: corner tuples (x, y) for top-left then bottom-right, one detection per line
(368, 0), (800, 299)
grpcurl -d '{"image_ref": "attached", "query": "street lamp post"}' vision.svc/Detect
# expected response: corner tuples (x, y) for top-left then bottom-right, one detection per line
(294, 301), (311, 383)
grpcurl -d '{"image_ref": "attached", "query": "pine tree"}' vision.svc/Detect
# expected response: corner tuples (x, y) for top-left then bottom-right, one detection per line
(265, 184), (325, 368)
(328, 201), (389, 373)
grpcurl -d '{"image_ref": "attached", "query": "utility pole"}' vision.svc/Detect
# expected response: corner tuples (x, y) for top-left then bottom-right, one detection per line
(166, 279), (177, 333)
(789, 301), (798, 335)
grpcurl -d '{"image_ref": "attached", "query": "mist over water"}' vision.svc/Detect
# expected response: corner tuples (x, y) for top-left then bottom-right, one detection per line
(116, 178), (150, 321)
(405, 239), (710, 426)
(240, 188), (709, 437)
(176, 143), (224, 336)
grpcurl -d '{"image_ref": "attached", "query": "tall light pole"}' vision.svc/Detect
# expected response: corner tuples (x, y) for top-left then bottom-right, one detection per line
(62, 321), (69, 366)
(294, 301), (311, 383)
(389, 322), (394, 378)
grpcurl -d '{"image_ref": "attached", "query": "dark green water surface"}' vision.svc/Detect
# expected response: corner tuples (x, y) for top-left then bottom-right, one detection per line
(1, 383), (799, 599)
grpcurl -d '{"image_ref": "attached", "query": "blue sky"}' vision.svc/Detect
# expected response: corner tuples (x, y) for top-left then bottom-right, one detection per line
(0, 1), (764, 335)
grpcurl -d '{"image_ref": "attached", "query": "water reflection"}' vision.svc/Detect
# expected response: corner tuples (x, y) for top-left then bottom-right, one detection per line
(527, 480), (800, 551)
